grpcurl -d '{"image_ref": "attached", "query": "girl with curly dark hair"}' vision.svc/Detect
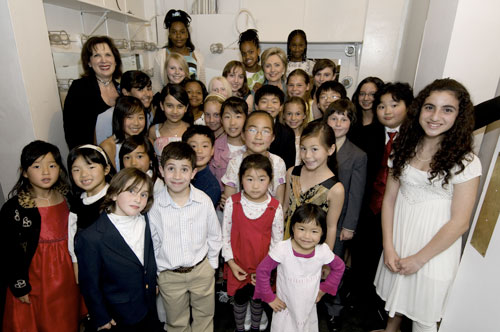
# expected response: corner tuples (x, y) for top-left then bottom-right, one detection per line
(374, 78), (482, 332)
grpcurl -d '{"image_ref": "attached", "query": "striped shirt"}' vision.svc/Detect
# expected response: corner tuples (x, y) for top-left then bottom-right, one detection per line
(148, 184), (222, 271)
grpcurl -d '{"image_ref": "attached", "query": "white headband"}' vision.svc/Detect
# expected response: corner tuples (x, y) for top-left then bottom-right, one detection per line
(78, 144), (109, 165)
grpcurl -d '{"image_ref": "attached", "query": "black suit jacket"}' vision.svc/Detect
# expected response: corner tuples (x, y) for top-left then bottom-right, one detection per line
(337, 139), (368, 233)
(75, 212), (158, 328)
(270, 121), (296, 169)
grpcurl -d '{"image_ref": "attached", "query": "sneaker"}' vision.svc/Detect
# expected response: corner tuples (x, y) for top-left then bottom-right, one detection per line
(259, 310), (268, 330)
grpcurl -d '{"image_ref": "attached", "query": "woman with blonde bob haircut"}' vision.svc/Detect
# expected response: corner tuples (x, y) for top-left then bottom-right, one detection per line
(261, 47), (288, 91)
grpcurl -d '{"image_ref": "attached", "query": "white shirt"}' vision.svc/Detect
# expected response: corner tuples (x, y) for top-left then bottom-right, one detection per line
(108, 213), (146, 265)
(148, 185), (222, 271)
(222, 193), (284, 262)
(68, 184), (109, 262)
(384, 126), (400, 144)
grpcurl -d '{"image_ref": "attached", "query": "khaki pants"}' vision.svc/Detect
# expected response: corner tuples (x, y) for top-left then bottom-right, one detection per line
(158, 258), (215, 332)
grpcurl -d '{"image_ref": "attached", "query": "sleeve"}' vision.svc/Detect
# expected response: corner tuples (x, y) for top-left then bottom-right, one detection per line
(253, 255), (279, 303)
(341, 151), (367, 231)
(269, 204), (284, 251)
(268, 240), (287, 263)
(193, 49), (206, 84)
(68, 211), (78, 263)
(152, 49), (165, 94)
(75, 231), (111, 327)
(221, 197), (234, 261)
(272, 155), (287, 190)
(206, 200), (222, 269)
(451, 154), (482, 184)
(221, 158), (239, 188)
(319, 254), (345, 296)
(147, 207), (163, 255)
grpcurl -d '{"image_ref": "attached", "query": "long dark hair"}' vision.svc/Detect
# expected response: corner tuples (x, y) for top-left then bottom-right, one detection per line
(391, 78), (475, 186)
(112, 96), (147, 143)
(351, 76), (384, 126)
(300, 121), (338, 176)
(223, 61), (250, 98)
(119, 135), (159, 183)
(67, 145), (114, 194)
(9, 141), (69, 198)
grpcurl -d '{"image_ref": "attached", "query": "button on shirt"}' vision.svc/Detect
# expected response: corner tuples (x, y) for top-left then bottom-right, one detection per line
(148, 185), (222, 272)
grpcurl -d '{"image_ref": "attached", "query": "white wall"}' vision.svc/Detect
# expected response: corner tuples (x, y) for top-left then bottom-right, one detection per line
(0, 0), (65, 199)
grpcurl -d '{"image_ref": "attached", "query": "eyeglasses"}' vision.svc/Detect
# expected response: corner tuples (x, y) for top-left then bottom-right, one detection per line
(319, 94), (340, 102)
(246, 127), (273, 137)
(359, 92), (376, 98)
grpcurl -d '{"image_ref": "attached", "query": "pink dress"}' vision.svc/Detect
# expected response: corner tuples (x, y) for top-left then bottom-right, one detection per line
(3, 201), (82, 332)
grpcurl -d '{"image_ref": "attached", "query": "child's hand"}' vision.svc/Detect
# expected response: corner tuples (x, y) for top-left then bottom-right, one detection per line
(219, 194), (227, 209)
(97, 319), (116, 330)
(269, 296), (286, 312)
(398, 254), (424, 275)
(316, 290), (326, 303)
(228, 260), (247, 281)
(17, 294), (30, 304)
(383, 248), (401, 273)
(250, 273), (256, 286)
(340, 228), (354, 241)
(321, 265), (331, 279)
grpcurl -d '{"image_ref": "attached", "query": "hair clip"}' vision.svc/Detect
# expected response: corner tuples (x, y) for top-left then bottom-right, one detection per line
(172, 11), (181, 17)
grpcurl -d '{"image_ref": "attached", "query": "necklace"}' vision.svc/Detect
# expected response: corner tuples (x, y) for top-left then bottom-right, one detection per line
(96, 77), (112, 86)
(415, 151), (432, 162)
(34, 190), (53, 206)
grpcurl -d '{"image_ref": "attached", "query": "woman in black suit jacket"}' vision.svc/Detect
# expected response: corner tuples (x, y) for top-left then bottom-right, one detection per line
(75, 168), (161, 332)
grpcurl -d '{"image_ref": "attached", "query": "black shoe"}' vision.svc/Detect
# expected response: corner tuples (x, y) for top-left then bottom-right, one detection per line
(327, 315), (342, 332)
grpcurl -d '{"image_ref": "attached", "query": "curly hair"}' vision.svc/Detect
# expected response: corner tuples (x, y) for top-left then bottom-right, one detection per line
(391, 78), (475, 186)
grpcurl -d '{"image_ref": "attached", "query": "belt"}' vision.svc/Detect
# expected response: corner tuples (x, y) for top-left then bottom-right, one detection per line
(171, 256), (206, 274)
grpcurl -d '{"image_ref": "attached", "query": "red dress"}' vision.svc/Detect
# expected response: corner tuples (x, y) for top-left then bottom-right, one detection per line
(3, 201), (82, 332)
(226, 193), (279, 296)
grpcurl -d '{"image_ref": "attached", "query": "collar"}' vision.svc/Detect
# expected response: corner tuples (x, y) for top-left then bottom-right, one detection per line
(81, 184), (109, 205)
(18, 183), (68, 209)
(158, 184), (203, 208)
(385, 126), (400, 135)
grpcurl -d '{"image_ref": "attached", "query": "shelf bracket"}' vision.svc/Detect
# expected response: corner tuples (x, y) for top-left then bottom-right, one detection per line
(85, 11), (109, 36)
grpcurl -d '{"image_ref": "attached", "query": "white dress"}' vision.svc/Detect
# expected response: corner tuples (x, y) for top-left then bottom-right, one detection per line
(270, 239), (334, 332)
(374, 154), (481, 325)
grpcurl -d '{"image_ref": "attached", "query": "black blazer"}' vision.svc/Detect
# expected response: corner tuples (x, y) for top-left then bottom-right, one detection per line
(270, 121), (296, 169)
(337, 139), (368, 233)
(75, 212), (158, 328)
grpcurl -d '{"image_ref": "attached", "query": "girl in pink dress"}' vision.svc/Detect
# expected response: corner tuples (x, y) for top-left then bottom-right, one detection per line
(2, 141), (82, 332)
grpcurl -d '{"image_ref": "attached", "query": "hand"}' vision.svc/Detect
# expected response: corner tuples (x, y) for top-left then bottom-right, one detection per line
(18, 294), (30, 304)
(73, 263), (79, 284)
(250, 273), (256, 286)
(228, 260), (247, 281)
(321, 265), (331, 280)
(340, 229), (354, 241)
(316, 290), (326, 303)
(253, 83), (263, 92)
(156, 285), (159, 296)
(398, 254), (424, 275)
(97, 319), (116, 330)
(219, 194), (227, 209)
(383, 248), (401, 273)
(269, 296), (286, 312)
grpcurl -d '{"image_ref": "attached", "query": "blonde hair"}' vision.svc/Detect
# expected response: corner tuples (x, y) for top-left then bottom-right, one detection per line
(281, 96), (309, 131)
(204, 92), (226, 105)
(261, 47), (287, 82)
(208, 76), (232, 98)
(164, 52), (190, 84)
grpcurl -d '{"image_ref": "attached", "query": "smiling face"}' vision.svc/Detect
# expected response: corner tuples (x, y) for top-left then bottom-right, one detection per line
(241, 167), (270, 203)
(314, 67), (334, 88)
(222, 107), (245, 138)
(89, 43), (116, 81)
(160, 158), (196, 196)
(185, 81), (204, 108)
(358, 82), (377, 111)
(186, 134), (214, 169)
(263, 55), (285, 84)
(204, 101), (222, 132)
(256, 94), (282, 119)
(419, 90), (459, 139)
(122, 145), (150, 173)
(166, 58), (186, 84)
(243, 114), (275, 154)
(113, 179), (149, 216)
(168, 21), (188, 49)
(300, 135), (334, 172)
(289, 34), (306, 62)
(23, 153), (60, 194)
(376, 93), (407, 129)
(287, 75), (310, 98)
(240, 41), (260, 71)
(124, 85), (153, 108)
(71, 156), (110, 196)
(283, 103), (306, 130)
(318, 90), (342, 113)
(226, 67), (245, 93)
(123, 111), (146, 137)
(161, 94), (187, 123)
(291, 220), (323, 254)
(327, 111), (351, 139)
(210, 79), (229, 98)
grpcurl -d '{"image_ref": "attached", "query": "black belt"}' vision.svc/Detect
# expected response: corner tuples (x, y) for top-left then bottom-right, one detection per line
(171, 256), (206, 273)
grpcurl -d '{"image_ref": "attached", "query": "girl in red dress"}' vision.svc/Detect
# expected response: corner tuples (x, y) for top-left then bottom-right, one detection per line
(2, 141), (81, 332)
(221, 154), (284, 332)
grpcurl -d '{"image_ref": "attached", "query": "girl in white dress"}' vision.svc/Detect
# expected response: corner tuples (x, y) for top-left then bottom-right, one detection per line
(254, 204), (345, 332)
(374, 78), (482, 332)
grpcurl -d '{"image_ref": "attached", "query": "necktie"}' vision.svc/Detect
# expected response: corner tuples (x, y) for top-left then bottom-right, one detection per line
(369, 132), (397, 215)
